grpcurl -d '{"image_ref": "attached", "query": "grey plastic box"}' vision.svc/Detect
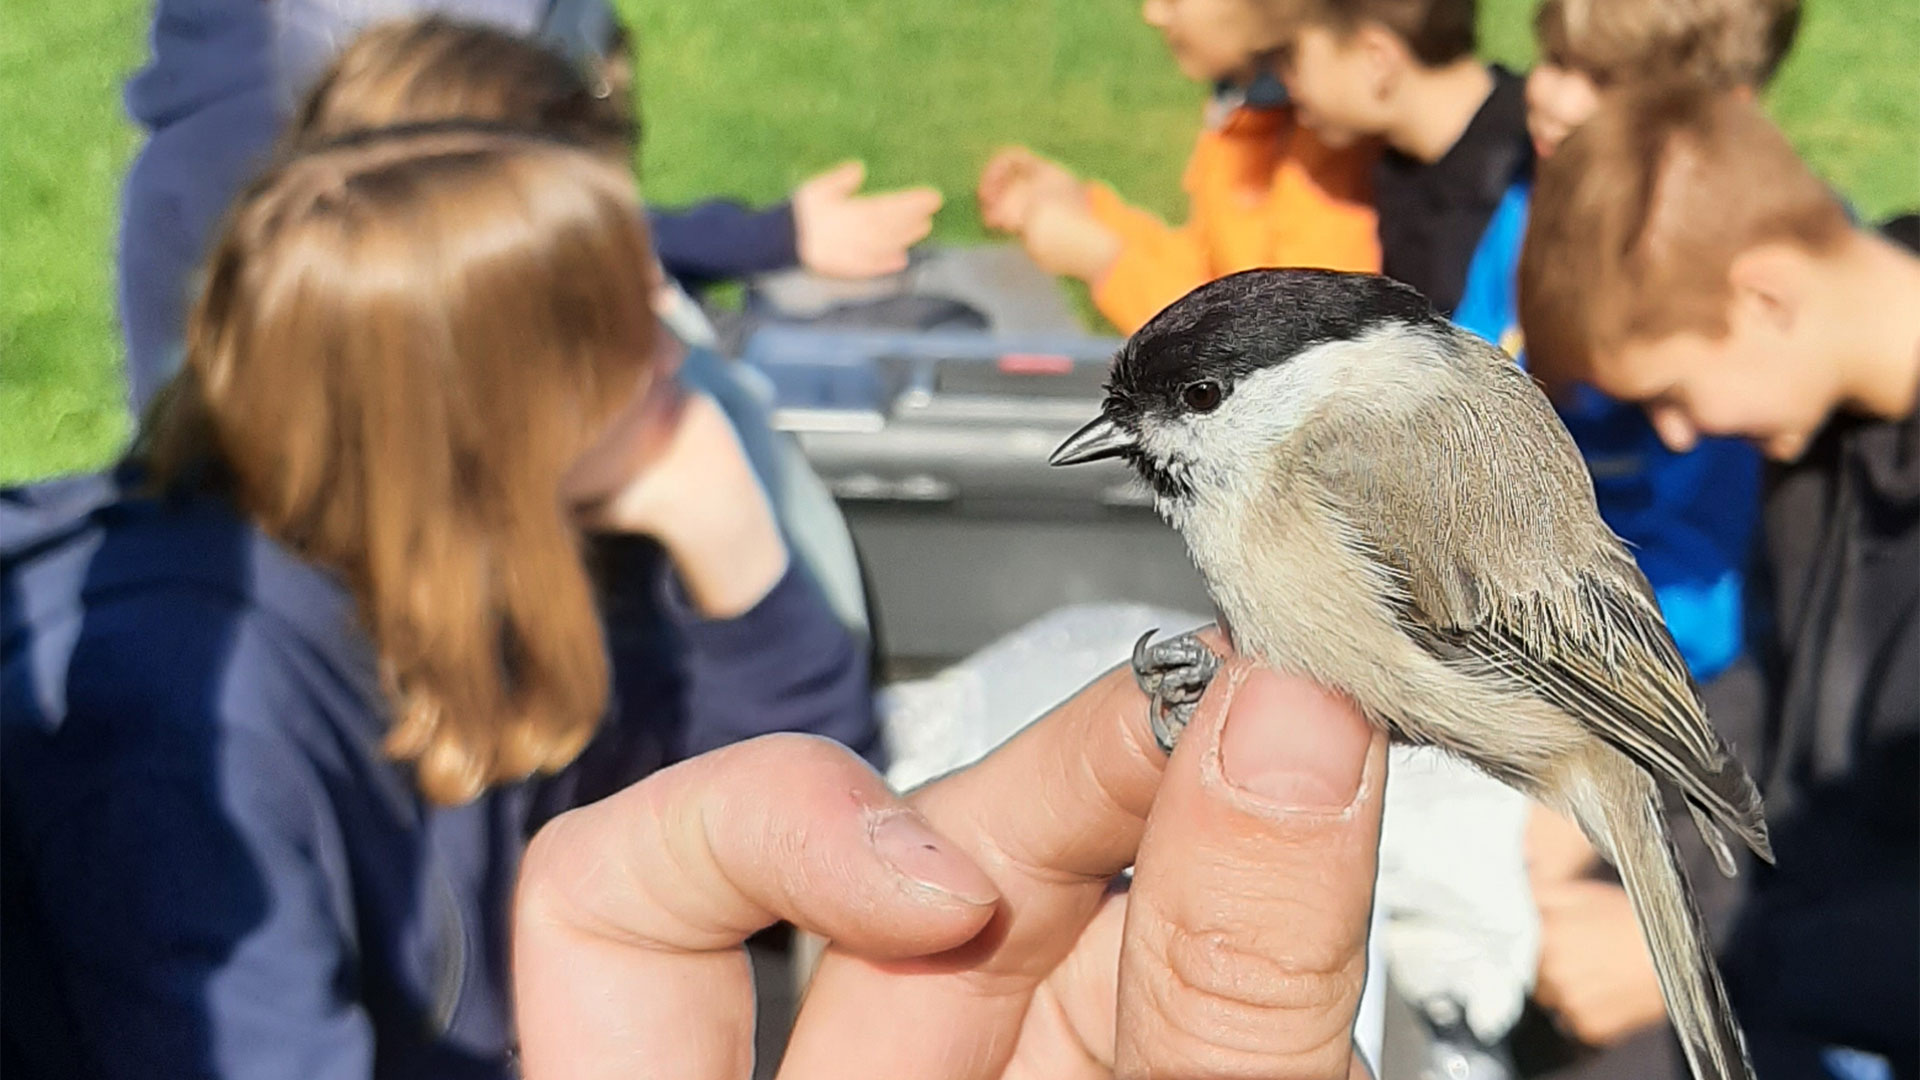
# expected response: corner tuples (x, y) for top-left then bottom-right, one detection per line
(742, 327), (1213, 666)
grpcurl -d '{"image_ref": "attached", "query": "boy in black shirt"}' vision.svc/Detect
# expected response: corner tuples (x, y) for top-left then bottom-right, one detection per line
(1278, 0), (1529, 314)
(1522, 82), (1919, 1080)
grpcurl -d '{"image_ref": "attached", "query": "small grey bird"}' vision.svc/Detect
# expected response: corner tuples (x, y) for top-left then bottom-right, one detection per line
(1051, 268), (1771, 1080)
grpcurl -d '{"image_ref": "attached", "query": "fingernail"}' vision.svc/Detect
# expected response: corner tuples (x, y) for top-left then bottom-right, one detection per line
(871, 811), (999, 906)
(1218, 670), (1372, 811)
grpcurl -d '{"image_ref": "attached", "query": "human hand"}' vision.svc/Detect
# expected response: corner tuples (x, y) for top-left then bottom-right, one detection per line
(783, 646), (1388, 1079)
(1525, 803), (1600, 889)
(791, 161), (942, 279)
(1533, 879), (1668, 1047)
(977, 146), (1084, 233)
(566, 381), (787, 618)
(1020, 197), (1122, 282)
(513, 644), (1390, 1079)
(514, 734), (1000, 1080)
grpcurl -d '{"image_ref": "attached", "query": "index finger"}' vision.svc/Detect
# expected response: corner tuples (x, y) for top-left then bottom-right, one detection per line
(858, 187), (944, 231)
(779, 628), (1226, 1079)
(514, 734), (999, 1080)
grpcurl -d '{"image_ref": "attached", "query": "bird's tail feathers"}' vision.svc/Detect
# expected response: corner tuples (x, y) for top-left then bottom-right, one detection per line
(1606, 789), (1755, 1080)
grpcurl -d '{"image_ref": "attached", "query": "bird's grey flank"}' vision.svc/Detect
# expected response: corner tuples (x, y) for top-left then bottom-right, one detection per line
(1052, 267), (1771, 1080)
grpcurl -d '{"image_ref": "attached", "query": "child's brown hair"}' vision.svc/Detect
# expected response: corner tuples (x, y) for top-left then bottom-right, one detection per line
(290, 16), (635, 161)
(1518, 81), (1846, 386)
(1533, 0), (1801, 89)
(148, 127), (659, 804)
(1302, 0), (1477, 66)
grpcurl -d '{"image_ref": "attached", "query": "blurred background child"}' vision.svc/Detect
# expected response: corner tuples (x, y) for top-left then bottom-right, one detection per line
(3, 125), (874, 1079)
(1521, 82), (1917, 1080)
(1481, 4), (1806, 1076)
(284, 15), (874, 645)
(976, 0), (1379, 333)
(1279, 0), (1527, 316)
(1522, 0), (1800, 158)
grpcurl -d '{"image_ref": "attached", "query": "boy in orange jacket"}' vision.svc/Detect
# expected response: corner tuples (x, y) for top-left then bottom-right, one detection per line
(976, 0), (1380, 333)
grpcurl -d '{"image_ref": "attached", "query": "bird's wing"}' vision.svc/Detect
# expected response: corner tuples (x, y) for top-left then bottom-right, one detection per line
(1395, 568), (1770, 868)
(1302, 353), (1771, 864)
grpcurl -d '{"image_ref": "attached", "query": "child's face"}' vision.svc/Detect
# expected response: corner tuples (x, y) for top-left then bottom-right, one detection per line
(1593, 309), (1838, 462)
(1281, 24), (1393, 148)
(1525, 62), (1602, 159)
(561, 345), (687, 512)
(1141, 0), (1277, 84)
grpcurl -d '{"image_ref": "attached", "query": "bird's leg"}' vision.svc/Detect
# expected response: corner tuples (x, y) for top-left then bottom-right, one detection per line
(1131, 629), (1221, 754)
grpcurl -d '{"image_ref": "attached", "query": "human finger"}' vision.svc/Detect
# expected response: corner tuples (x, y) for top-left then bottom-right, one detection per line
(855, 186), (943, 245)
(514, 734), (999, 1080)
(781, 629), (1229, 1079)
(1117, 662), (1388, 1080)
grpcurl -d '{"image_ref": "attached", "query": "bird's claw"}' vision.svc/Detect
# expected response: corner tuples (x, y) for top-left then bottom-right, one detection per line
(1131, 628), (1221, 754)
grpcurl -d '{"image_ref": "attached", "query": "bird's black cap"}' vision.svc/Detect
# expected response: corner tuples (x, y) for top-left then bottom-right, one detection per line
(1109, 268), (1437, 410)
(1050, 269), (1438, 470)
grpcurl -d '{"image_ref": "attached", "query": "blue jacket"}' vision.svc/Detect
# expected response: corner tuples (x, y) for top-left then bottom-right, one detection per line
(1454, 179), (1761, 679)
(1, 469), (877, 1079)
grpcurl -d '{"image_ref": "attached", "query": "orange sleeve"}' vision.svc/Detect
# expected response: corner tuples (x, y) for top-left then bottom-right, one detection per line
(1084, 183), (1212, 334)
(1082, 122), (1381, 332)
(1273, 131), (1381, 274)
(1082, 136), (1219, 335)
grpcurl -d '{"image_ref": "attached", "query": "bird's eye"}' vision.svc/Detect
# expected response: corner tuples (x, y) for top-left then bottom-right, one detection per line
(1182, 380), (1224, 413)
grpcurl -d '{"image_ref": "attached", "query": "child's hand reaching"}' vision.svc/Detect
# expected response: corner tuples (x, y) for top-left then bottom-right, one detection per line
(792, 161), (942, 279)
(1524, 805), (1665, 1047)
(1021, 198), (1122, 281)
(978, 147), (1120, 283)
(976, 146), (1083, 233)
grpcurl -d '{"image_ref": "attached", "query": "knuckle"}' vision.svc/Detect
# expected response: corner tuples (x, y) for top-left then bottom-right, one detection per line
(1569, 1014), (1604, 1044)
(1161, 921), (1356, 1015)
(515, 808), (616, 933)
(1130, 920), (1363, 1075)
(746, 731), (858, 772)
(515, 813), (570, 906)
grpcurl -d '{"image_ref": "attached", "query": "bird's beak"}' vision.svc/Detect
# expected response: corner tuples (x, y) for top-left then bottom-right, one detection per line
(1049, 413), (1136, 466)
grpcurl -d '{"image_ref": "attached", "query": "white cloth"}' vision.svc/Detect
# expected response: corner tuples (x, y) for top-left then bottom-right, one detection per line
(881, 603), (1209, 791)
(1378, 745), (1539, 1043)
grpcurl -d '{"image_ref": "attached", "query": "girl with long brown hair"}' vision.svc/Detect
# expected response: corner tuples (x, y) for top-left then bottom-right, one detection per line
(280, 13), (877, 648)
(1, 125), (873, 1078)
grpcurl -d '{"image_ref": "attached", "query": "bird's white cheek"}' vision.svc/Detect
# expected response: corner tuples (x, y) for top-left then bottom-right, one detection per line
(1138, 423), (1196, 467)
(1211, 367), (1317, 448)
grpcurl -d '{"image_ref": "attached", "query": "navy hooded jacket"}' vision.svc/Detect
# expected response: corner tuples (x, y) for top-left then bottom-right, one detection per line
(1, 469), (877, 1078)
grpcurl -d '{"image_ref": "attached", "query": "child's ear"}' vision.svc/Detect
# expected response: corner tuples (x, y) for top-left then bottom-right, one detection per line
(1353, 21), (1408, 96)
(1728, 243), (1813, 337)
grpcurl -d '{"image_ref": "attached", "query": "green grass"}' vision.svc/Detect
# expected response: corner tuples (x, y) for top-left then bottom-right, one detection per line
(2, 0), (1914, 483)
(0, 0), (146, 484)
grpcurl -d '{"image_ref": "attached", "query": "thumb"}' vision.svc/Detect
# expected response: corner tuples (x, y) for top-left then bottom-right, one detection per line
(1118, 661), (1387, 1080)
(808, 159), (867, 198)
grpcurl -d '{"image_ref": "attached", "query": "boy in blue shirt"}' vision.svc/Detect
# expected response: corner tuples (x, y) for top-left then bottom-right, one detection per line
(1455, 0), (1801, 684)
